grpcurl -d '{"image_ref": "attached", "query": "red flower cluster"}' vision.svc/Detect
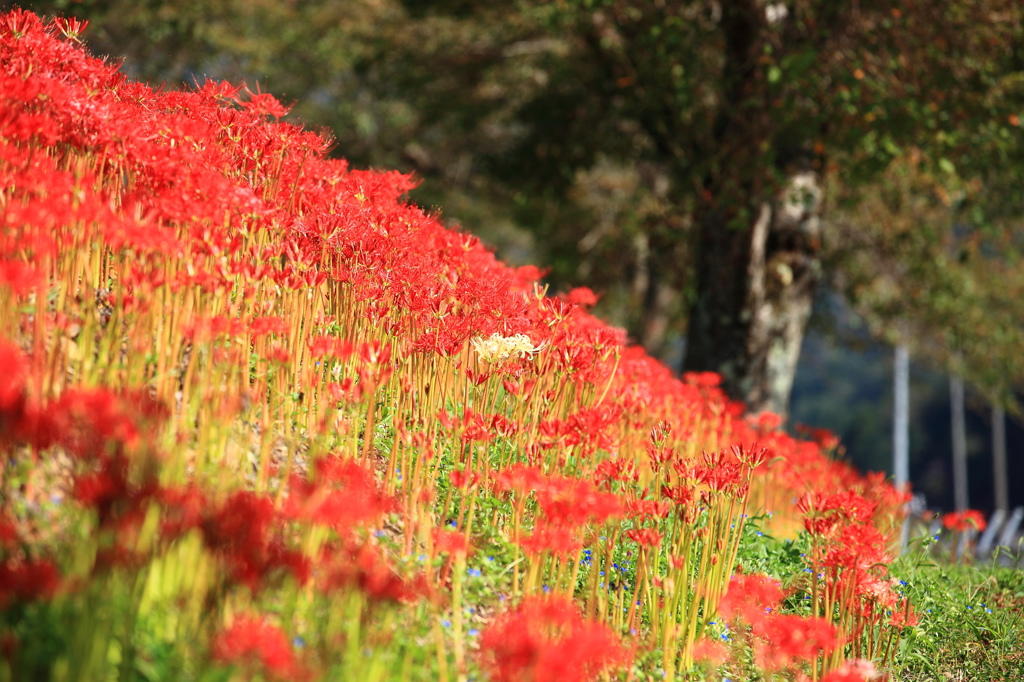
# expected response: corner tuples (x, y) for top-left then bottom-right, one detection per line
(212, 615), (308, 681)
(478, 596), (633, 682)
(942, 509), (987, 533)
(719, 572), (839, 673)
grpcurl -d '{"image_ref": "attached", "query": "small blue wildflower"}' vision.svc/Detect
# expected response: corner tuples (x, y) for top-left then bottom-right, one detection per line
(468, 568), (482, 577)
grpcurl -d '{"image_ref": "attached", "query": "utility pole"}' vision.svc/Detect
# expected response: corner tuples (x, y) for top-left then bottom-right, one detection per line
(951, 376), (968, 512)
(894, 344), (910, 551)
(993, 403), (1008, 513)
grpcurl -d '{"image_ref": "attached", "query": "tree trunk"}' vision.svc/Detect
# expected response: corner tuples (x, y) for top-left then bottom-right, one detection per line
(679, 2), (822, 418)
(683, 168), (822, 417)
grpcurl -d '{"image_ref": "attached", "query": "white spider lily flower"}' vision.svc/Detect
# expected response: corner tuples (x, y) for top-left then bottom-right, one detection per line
(471, 333), (546, 362)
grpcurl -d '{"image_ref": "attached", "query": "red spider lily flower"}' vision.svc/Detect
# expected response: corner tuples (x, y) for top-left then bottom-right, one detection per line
(517, 523), (583, 560)
(463, 368), (492, 387)
(626, 527), (663, 549)
(645, 441), (676, 469)
(357, 340), (392, 367)
(284, 456), (395, 529)
(731, 442), (769, 468)
(692, 636), (729, 667)
(821, 491), (878, 524)
(488, 413), (519, 438)
(565, 286), (598, 308)
(822, 523), (889, 572)
(889, 601), (918, 628)
(718, 573), (785, 627)
(433, 528), (471, 557)
(449, 468), (480, 490)
(501, 377), (523, 397)
(683, 371), (722, 388)
(306, 335), (354, 359)
(942, 509), (987, 533)
(659, 483), (695, 510)
(0, 557), (60, 608)
(46, 390), (139, 459)
(201, 491), (310, 591)
(249, 316), (288, 337)
(626, 498), (673, 521)
(184, 315), (247, 342)
(157, 486), (209, 540)
(754, 613), (839, 671)
(460, 408), (493, 443)
(493, 463), (547, 498)
(327, 378), (364, 403)
(321, 541), (427, 604)
(810, 427), (841, 451)
(593, 458), (638, 490)
(695, 450), (747, 496)
(535, 478), (623, 527)
(0, 260), (42, 294)
(195, 78), (244, 104)
(478, 596), (633, 682)
(751, 411), (783, 432)
(211, 615), (307, 681)
(241, 92), (292, 119)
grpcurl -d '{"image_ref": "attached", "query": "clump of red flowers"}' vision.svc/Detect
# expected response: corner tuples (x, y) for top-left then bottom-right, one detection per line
(478, 596), (633, 682)
(719, 572), (839, 674)
(212, 614), (310, 681)
(942, 509), (987, 533)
